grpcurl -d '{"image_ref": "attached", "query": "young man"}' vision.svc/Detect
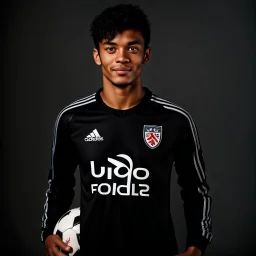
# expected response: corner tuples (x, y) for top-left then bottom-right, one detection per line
(41, 4), (212, 256)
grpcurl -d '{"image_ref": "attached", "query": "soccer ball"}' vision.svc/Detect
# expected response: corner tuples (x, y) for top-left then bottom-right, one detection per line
(53, 207), (80, 256)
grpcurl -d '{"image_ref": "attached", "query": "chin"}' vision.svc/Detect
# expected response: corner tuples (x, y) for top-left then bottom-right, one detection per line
(111, 80), (134, 88)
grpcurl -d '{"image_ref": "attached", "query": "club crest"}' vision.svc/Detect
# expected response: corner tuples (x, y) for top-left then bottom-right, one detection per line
(143, 125), (162, 149)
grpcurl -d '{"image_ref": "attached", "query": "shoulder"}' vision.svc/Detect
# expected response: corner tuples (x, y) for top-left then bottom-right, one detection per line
(150, 92), (202, 146)
(56, 92), (97, 126)
(150, 91), (194, 125)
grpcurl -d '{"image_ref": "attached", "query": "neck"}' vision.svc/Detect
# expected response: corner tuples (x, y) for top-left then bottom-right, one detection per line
(100, 79), (145, 110)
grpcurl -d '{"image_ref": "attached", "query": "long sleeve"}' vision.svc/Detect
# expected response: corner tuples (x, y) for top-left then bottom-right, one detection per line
(174, 114), (213, 254)
(41, 112), (78, 243)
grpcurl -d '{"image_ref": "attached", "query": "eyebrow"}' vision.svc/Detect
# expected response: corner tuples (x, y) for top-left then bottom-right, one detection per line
(102, 40), (142, 46)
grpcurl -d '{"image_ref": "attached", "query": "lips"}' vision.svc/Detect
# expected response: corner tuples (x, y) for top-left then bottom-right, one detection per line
(112, 67), (131, 75)
(112, 67), (131, 71)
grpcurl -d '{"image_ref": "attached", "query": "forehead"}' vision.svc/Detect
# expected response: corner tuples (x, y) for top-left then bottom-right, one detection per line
(101, 29), (144, 45)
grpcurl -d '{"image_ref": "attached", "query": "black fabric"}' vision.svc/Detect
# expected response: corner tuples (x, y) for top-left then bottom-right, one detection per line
(41, 87), (212, 255)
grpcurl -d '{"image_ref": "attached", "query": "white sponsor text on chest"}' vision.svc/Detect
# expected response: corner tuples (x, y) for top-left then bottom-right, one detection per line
(90, 154), (150, 197)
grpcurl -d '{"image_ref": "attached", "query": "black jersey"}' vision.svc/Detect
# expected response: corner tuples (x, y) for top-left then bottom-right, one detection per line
(41, 87), (212, 255)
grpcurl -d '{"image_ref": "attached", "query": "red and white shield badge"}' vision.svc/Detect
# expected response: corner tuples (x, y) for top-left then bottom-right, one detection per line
(143, 125), (162, 149)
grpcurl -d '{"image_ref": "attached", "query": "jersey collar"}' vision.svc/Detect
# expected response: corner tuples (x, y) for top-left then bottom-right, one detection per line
(96, 86), (152, 116)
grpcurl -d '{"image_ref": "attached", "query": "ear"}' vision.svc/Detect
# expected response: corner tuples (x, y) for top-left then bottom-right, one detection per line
(143, 47), (151, 64)
(93, 48), (101, 65)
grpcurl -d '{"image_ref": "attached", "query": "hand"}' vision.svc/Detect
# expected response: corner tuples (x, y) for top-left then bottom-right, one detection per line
(176, 246), (202, 256)
(45, 234), (73, 256)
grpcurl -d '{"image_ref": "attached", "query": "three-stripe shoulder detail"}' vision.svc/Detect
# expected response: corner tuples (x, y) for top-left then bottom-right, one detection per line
(151, 94), (201, 150)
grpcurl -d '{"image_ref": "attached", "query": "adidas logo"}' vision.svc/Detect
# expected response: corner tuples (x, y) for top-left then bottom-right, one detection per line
(84, 129), (104, 142)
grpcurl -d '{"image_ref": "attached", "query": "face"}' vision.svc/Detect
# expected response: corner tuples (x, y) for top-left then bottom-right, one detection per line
(93, 29), (151, 88)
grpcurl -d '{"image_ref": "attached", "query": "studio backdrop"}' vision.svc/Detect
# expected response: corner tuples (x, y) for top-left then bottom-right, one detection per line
(3, 0), (255, 255)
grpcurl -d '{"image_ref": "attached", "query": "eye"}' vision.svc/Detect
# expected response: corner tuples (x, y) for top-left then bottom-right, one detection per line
(106, 47), (115, 52)
(128, 47), (138, 51)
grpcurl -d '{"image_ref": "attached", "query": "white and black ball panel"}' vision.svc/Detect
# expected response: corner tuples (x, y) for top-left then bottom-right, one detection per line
(53, 207), (81, 256)
(62, 229), (79, 247)
(72, 224), (80, 244)
(73, 215), (80, 227)
(53, 207), (80, 233)
(58, 215), (76, 232)
(72, 224), (80, 234)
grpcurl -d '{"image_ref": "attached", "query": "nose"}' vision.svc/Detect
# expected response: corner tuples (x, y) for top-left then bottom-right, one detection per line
(115, 49), (130, 63)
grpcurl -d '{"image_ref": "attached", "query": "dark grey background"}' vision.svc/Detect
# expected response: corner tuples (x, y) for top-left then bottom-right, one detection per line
(3, 0), (255, 255)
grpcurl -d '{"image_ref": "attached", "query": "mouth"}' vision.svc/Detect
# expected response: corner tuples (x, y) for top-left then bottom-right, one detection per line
(113, 70), (130, 75)
(111, 67), (131, 75)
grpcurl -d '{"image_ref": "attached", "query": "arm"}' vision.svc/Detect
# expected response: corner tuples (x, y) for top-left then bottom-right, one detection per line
(41, 112), (79, 244)
(174, 114), (213, 255)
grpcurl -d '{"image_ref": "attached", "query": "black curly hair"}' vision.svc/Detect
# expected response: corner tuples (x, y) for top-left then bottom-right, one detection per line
(89, 4), (151, 51)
